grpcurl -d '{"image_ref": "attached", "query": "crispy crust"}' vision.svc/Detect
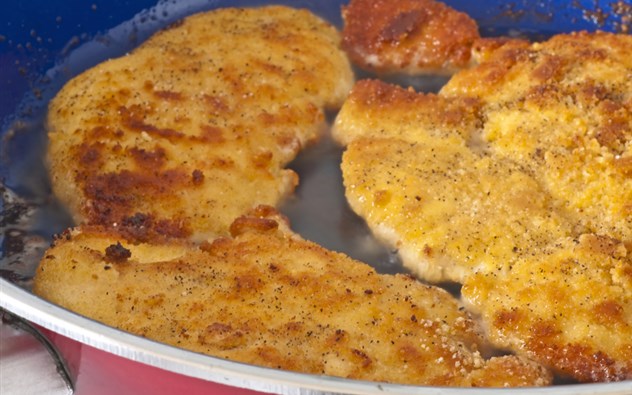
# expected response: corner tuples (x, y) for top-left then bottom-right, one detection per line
(47, 6), (354, 242)
(33, 207), (551, 387)
(340, 134), (575, 284)
(334, 31), (632, 382)
(332, 79), (482, 146)
(341, 0), (480, 74)
(442, 31), (632, 243)
(462, 235), (632, 382)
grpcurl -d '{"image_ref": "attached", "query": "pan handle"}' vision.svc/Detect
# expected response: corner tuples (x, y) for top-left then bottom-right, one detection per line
(1, 308), (74, 394)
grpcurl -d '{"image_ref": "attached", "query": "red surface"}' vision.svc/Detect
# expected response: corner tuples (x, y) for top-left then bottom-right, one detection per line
(42, 328), (269, 395)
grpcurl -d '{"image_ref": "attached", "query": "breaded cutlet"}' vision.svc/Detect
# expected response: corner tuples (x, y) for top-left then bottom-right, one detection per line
(33, 206), (552, 387)
(47, 5), (354, 242)
(341, 0), (480, 74)
(442, 31), (632, 243)
(333, 31), (632, 381)
(462, 234), (632, 382)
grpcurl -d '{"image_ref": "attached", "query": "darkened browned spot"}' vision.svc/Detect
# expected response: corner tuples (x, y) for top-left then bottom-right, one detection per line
(493, 308), (522, 329)
(129, 146), (167, 169)
(143, 80), (155, 92)
(532, 55), (566, 81)
(143, 79), (183, 100)
(79, 168), (190, 232)
(525, 84), (562, 106)
(252, 151), (273, 168)
(329, 329), (347, 344)
(154, 90), (183, 101)
(255, 346), (288, 369)
(598, 99), (625, 115)
(118, 105), (185, 141)
(531, 321), (561, 339)
(274, 132), (301, 154)
(441, 97), (481, 126)
(104, 241), (131, 263)
(191, 169), (204, 185)
(201, 237), (232, 253)
(153, 218), (191, 239)
(197, 125), (225, 143)
(579, 81), (609, 103)
(595, 123), (627, 150)
(349, 80), (481, 129)
(116, 88), (132, 100)
(202, 94), (230, 114)
(379, 9), (426, 42)
(594, 100), (629, 148)
(122, 212), (152, 229)
(284, 322), (303, 332)
(614, 156), (632, 175)
(397, 343), (426, 365)
(526, 321), (628, 382)
(528, 340), (623, 382)
(578, 47), (608, 62)
(484, 48), (532, 84)
(578, 234), (625, 258)
(593, 300), (624, 324)
(78, 143), (105, 168)
(87, 126), (123, 140)
(115, 212), (191, 242)
(351, 348), (373, 368)
(233, 274), (262, 292)
(142, 293), (166, 307)
(373, 190), (391, 206)
(210, 158), (235, 169)
(252, 59), (286, 77)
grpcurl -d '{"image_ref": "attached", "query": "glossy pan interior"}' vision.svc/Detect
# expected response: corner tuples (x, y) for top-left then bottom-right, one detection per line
(1, 1), (630, 394)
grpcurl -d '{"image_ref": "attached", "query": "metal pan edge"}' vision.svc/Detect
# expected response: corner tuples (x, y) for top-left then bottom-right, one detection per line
(3, 279), (632, 395)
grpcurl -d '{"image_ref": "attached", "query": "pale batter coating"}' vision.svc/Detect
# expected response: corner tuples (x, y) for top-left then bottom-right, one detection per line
(47, 5), (354, 242)
(33, 206), (551, 387)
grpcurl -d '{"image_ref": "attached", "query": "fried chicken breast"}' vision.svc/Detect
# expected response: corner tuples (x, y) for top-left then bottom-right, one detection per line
(47, 6), (354, 242)
(442, 31), (632, 243)
(462, 234), (632, 382)
(33, 206), (551, 387)
(341, 135), (575, 284)
(333, 31), (632, 382)
(341, 0), (480, 74)
(334, 80), (580, 284)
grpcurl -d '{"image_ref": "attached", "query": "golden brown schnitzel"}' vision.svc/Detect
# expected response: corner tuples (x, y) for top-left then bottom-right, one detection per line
(341, 0), (480, 74)
(462, 234), (632, 382)
(340, 133), (576, 284)
(442, 31), (632, 243)
(47, 5), (354, 242)
(333, 31), (632, 382)
(33, 206), (551, 387)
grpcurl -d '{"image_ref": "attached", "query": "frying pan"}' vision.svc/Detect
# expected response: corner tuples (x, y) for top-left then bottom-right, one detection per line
(1, 1), (631, 394)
